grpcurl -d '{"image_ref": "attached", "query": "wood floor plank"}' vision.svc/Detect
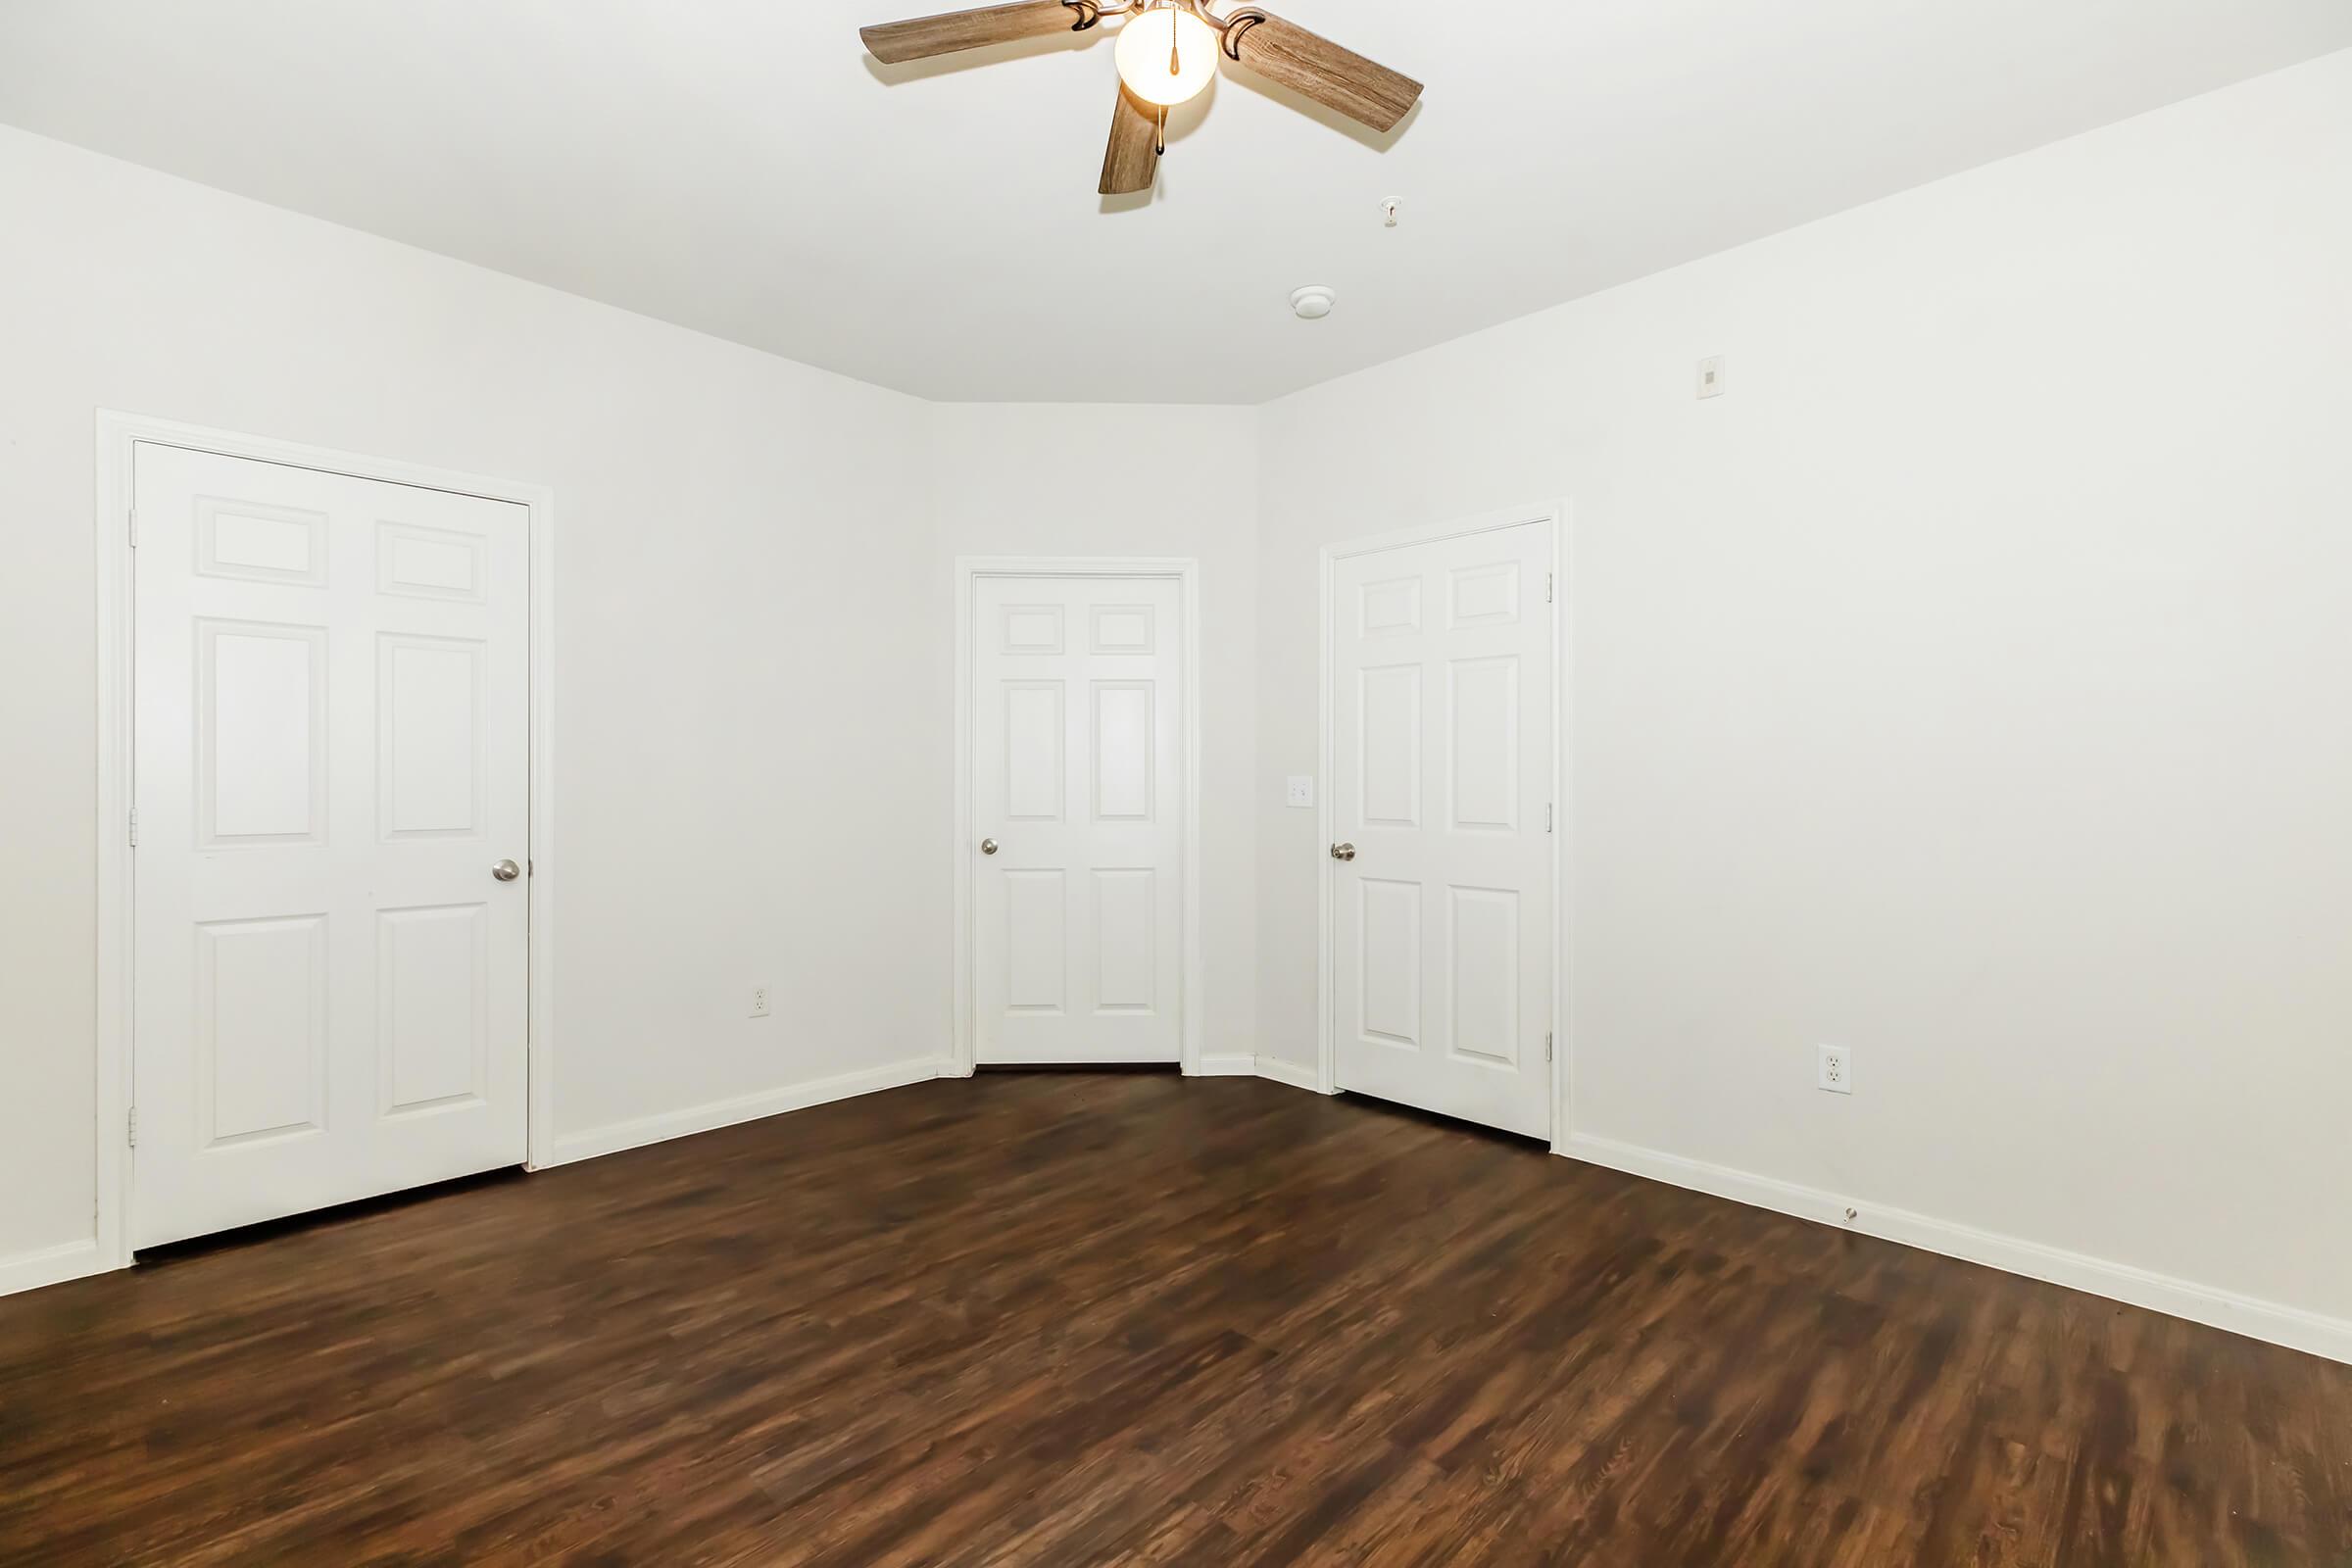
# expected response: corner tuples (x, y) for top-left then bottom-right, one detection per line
(2, 1072), (2345, 1565)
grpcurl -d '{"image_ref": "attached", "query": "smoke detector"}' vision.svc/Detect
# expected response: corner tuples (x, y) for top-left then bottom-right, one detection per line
(1290, 285), (1336, 320)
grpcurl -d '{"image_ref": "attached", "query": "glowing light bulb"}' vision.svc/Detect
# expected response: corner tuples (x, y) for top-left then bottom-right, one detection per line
(1114, 7), (1217, 108)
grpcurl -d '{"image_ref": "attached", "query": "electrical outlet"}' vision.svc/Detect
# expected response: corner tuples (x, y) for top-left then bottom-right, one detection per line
(751, 986), (771, 1019)
(1817, 1044), (1851, 1095)
(1696, 355), (1726, 399)
(1286, 776), (1315, 808)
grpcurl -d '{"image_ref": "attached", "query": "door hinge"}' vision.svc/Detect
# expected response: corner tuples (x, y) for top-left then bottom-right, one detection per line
(127, 1105), (138, 1148)
(1545, 571), (1552, 604)
(1545, 803), (1552, 833)
(127, 508), (138, 548)
(1545, 1032), (1553, 1062)
(127, 808), (138, 847)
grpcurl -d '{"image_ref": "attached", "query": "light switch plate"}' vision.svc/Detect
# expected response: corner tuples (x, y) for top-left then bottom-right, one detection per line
(1286, 776), (1315, 808)
(1697, 355), (1726, 399)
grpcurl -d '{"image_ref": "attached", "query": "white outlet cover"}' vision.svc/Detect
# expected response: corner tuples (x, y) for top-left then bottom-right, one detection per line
(1817, 1043), (1851, 1094)
(751, 986), (771, 1019)
(1697, 355), (1726, 399)
(1286, 776), (1315, 808)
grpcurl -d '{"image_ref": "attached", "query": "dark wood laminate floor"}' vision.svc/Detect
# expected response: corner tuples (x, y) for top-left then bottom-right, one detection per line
(3, 1073), (2346, 1566)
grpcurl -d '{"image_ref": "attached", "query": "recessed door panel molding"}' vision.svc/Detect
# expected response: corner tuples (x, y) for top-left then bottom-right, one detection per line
(1004, 870), (1068, 1012)
(197, 497), (329, 587)
(378, 904), (490, 1116)
(1448, 562), (1520, 628)
(1358, 663), (1421, 828)
(195, 913), (328, 1148)
(128, 437), (533, 1250)
(1001, 604), (1064, 655)
(1003, 681), (1066, 821)
(1357, 878), (1421, 1048)
(1093, 868), (1156, 1013)
(1328, 513), (1557, 1140)
(378, 633), (487, 840)
(1090, 604), (1155, 655)
(966, 564), (1190, 1067)
(1359, 576), (1422, 637)
(1448, 655), (1520, 832)
(377, 519), (488, 604)
(197, 617), (328, 847)
(1447, 886), (1520, 1066)
(1092, 680), (1155, 822)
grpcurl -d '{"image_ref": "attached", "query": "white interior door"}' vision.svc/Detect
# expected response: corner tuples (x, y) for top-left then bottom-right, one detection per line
(972, 574), (1183, 1063)
(131, 442), (530, 1248)
(1330, 522), (1554, 1139)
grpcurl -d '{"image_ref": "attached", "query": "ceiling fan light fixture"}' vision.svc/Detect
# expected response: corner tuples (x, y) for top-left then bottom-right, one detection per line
(858, 0), (1424, 197)
(1114, 7), (1219, 108)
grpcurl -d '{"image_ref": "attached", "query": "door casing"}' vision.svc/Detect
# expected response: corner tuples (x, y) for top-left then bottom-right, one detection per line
(952, 557), (1202, 1078)
(94, 411), (559, 1272)
(1317, 505), (1567, 1148)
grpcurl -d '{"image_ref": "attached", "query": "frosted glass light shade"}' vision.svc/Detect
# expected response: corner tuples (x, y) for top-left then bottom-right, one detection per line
(1114, 8), (1217, 108)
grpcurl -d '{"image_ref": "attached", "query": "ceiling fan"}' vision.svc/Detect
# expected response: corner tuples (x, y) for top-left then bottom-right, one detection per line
(858, 0), (1422, 195)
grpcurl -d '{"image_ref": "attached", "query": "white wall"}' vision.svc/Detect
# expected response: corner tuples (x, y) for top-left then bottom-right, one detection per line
(1255, 50), (2352, 1343)
(927, 404), (1260, 1062)
(0, 125), (946, 1272)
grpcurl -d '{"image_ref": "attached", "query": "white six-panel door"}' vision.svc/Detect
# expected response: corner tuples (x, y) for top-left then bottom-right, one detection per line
(1331, 522), (1554, 1139)
(131, 443), (530, 1248)
(972, 575), (1183, 1063)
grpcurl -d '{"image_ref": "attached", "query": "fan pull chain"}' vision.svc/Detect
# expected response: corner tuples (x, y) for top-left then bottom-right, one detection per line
(1155, 103), (1166, 156)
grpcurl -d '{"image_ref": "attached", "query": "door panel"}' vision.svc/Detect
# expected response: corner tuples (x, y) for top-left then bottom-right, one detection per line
(1332, 523), (1553, 1139)
(973, 574), (1183, 1063)
(195, 913), (328, 1146)
(1359, 878), (1422, 1047)
(1359, 663), (1421, 826)
(198, 619), (326, 845)
(1093, 869), (1156, 1011)
(133, 443), (529, 1248)
(1004, 871), (1069, 1012)
(377, 902), (490, 1115)
(1091, 682), (1154, 820)
(378, 634), (487, 837)
(1449, 657), (1519, 829)
(1004, 682), (1064, 819)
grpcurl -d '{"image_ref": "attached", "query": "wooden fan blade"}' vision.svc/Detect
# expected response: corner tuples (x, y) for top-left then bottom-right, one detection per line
(1225, 11), (1421, 132)
(860, 1), (1086, 64)
(1099, 85), (1159, 196)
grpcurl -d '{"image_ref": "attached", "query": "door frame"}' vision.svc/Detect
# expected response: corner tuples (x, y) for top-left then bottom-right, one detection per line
(93, 411), (560, 1270)
(951, 556), (1203, 1078)
(1316, 503), (1568, 1149)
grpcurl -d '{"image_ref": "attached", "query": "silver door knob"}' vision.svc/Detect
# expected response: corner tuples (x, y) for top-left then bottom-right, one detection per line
(492, 858), (521, 881)
(1330, 842), (1356, 861)
(980, 838), (999, 856)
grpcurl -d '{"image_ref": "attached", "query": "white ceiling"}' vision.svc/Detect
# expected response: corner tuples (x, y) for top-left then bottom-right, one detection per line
(3, 2), (2346, 403)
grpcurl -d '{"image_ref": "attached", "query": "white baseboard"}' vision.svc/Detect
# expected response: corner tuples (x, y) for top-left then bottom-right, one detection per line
(1194, 1054), (1257, 1077)
(1560, 1131), (2352, 1367)
(0, 1237), (107, 1299)
(546, 1055), (948, 1167)
(1254, 1055), (1327, 1094)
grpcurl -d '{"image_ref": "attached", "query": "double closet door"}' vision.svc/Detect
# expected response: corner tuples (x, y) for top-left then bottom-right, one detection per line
(131, 443), (531, 1248)
(970, 574), (1183, 1064)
